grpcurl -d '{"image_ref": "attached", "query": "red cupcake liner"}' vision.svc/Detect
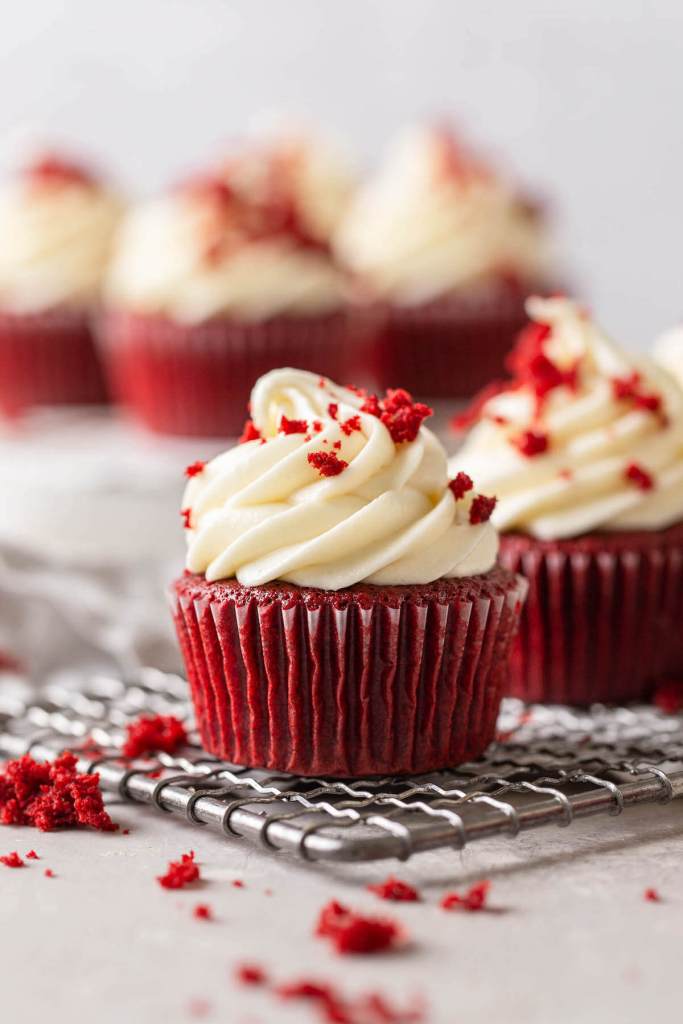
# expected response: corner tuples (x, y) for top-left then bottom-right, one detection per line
(372, 277), (552, 400)
(170, 567), (527, 777)
(0, 308), (108, 415)
(100, 307), (380, 438)
(499, 522), (683, 705)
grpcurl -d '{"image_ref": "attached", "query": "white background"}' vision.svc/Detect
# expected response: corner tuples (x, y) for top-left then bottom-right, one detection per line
(1, 0), (681, 346)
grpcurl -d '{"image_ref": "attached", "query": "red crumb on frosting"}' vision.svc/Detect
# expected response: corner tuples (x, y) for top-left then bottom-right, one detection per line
(644, 888), (661, 902)
(184, 460), (206, 478)
(340, 414), (362, 436)
(193, 903), (213, 921)
(122, 714), (188, 758)
(624, 462), (654, 491)
(449, 472), (474, 500)
(327, 402), (339, 420)
(308, 451), (348, 477)
(362, 388), (433, 444)
(315, 900), (402, 955)
(0, 851), (24, 868)
(312, 419), (323, 433)
(157, 851), (200, 890)
(333, 440), (342, 450)
(238, 419), (262, 444)
(513, 429), (549, 458)
(440, 880), (491, 912)
(44, 868), (55, 878)
(279, 415), (308, 435)
(235, 963), (267, 986)
(612, 372), (663, 416)
(652, 678), (683, 714)
(25, 153), (96, 188)
(469, 495), (497, 525)
(367, 876), (421, 902)
(507, 320), (580, 410)
(0, 752), (117, 833)
(26, 849), (39, 860)
(180, 507), (193, 529)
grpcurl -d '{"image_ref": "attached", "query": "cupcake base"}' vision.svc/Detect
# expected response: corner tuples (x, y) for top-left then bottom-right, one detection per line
(101, 307), (379, 438)
(372, 277), (549, 399)
(171, 568), (527, 777)
(499, 523), (683, 705)
(0, 308), (108, 415)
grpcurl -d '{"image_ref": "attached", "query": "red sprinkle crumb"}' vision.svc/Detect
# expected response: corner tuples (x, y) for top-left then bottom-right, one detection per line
(653, 678), (683, 714)
(279, 415), (308, 435)
(276, 977), (423, 1023)
(122, 828), (131, 835)
(312, 419), (323, 433)
(340, 414), (362, 436)
(612, 373), (663, 416)
(239, 419), (262, 444)
(333, 440), (342, 450)
(440, 880), (491, 912)
(184, 460), (206, 478)
(193, 903), (213, 921)
(308, 451), (348, 478)
(367, 876), (420, 902)
(44, 868), (55, 878)
(0, 851), (24, 868)
(327, 402), (339, 420)
(235, 963), (268, 986)
(449, 472), (474, 501)
(157, 851), (200, 890)
(180, 507), (193, 529)
(513, 429), (549, 458)
(232, 879), (245, 888)
(122, 714), (188, 758)
(362, 389), (432, 444)
(469, 494), (497, 525)
(26, 849), (39, 860)
(624, 462), (654, 492)
(316, 900), (402, 955)
(644, 888), (661, 902)
(0, 752), (118, 833)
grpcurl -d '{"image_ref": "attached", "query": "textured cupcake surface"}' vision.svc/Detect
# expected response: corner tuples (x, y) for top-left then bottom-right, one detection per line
(334, 125), (547, 305)
(455, 297), (683, 539)
(182, 368), (499, 589)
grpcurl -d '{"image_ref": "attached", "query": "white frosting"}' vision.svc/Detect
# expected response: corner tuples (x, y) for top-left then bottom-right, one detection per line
(106, 138), (353, 323)
(455, 298), (683, 540)
(334, 126), (547, 306)
(655, 325), (683, 390)
(183, 368), (499, 589)
(0, 175), (121, 313)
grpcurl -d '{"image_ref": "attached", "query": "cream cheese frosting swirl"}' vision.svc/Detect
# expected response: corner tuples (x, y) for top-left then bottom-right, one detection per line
(334, 126), (548, 306)
(182, 368), (499, 589)
(0, 155), (122, 313)
(455, 297), (683, 539)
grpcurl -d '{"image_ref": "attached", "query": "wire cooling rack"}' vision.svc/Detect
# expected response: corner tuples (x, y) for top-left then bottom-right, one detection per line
(1, 667), (682, 863)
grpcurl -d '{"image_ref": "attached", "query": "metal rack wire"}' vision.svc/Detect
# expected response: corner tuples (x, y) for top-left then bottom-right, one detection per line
(1, 667), (682, 863)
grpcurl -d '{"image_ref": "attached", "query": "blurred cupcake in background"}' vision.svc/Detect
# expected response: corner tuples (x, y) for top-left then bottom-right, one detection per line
(335, 124), (555, 399)
(103, 134), (377, 438)
(654, 324), (683, 389)
(454, 296), (683, 705)
(0, 152), (122, 415)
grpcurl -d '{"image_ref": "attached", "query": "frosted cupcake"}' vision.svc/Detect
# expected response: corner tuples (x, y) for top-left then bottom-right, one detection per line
(455, 297), (683, 705)
(103, 137), (376, 438)
(0, 153), (121, 414)
(335, 125), (554, 398)
(171, 367), (526, 776)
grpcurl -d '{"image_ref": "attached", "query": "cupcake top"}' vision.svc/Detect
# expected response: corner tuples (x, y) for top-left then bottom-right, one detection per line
(106, 136), (354, 323)
(181, 368), (499, 590)
(455, 297), (683, 540)
(655, 325), (683, 390)
(0, 153), (122, 314)
(334, 125), (548, 306)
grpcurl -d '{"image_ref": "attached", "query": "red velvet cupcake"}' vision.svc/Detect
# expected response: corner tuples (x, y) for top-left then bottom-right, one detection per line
(170, 367), (526, 776)
(103, 137), (377, 437)
(334, 125), (555, 399)
(455, 296), (683, 705)
(0, 153), (121, 415)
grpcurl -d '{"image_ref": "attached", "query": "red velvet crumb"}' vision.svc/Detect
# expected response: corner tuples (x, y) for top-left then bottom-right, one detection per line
(184, 460), (206, 478)
(0, 851), (24, 868)
(122, 714), (188, 758)
(440, 880), (491, 912)
(653, 678), (683, 714)
(26, 849), (39, 860)
(449, 472), (474, 500)
(469, 494), (497, 524)
(340, 414), (362, 436)
(235, 963), (267, 986)
(232, 879), (245, 888)
(157, 851), (200, 890)
(612, 372), (663, 416)
(279, 415), (308, 435)
(624, 462), (654, 491)
(308, 451), (348, 477)
(644, 888), (661, 902)
(238, 419), (262, 444)
(327, 402), (339, 420)
(513, 429), (549, 457)
(367, 876), (421, 902)
(276, 976), (423, 1023)
(193, 903), (213, 920)
(44, 868), (55, 878)
(0, 752), (117, 832)
(315, 900), (402, 954)
(362, 388), (432, 444)
(180, 507), (193, 529)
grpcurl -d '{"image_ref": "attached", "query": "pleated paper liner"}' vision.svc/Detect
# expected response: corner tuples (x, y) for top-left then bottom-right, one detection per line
(171, 568), (527, 778)
(0, 308), (108, 415)
(499, 522), (683, 705)
(100, 305), (382, 439)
